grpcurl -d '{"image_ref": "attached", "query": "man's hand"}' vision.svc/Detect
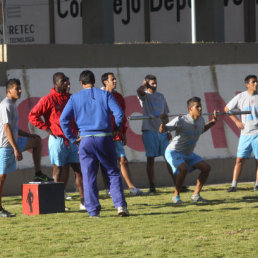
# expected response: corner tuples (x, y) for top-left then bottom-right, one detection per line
(235, 120), (245, 130)
(46, 128), (56, 138)
(14, 148), (23, 161)
(75, 137), (81, 145)
(211, 110), (218, 124)
(159, 123), (166, 133)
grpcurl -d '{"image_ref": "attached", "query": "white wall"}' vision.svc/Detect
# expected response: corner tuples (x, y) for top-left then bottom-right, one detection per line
(5, 63), (257, 169)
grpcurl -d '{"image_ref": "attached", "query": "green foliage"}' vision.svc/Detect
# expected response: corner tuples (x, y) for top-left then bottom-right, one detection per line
(1, 184), (258, 257)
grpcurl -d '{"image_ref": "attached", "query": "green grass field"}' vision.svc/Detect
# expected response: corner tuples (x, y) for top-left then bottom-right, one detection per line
(0, 183), (257, 257)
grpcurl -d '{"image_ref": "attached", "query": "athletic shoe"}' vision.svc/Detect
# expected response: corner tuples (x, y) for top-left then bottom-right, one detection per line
(130, 187), (143, 196)
(117, 206), (129, 216)
(227, 186), (237, 192)
(0, 208), (16, 217)
(254, 185), (258, 191)
(34, 172), (54, 182)
(172, 195), (183, 204)
(65, 207), (70, 211)
(149, 185), (156, 193)
(191, 194), (208, 203)
(106, 189), (111, 198)
(80, 203), (87, 211)
(64, 192), (73, 200)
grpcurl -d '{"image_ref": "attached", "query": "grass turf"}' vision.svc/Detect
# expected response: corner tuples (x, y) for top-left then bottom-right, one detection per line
(0, 183), (257, 257)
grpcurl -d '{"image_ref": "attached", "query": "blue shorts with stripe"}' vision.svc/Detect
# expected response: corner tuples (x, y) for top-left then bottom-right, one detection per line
(237, 135), (258, 159)
(165, 149), (203, 175)
(48, 135), (79, 166)
(142, 130), (169, 157)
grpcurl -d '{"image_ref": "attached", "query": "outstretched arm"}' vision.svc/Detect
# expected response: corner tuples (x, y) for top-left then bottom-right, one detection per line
(203, 110), (218, 132)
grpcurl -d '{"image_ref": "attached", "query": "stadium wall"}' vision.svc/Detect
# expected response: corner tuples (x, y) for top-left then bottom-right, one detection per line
(1, 43), (258, 195)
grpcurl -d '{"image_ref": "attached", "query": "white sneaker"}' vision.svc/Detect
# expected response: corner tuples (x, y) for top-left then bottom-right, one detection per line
(80, 203), (86, 211)
(172, 195), (184, 204)
(106, 189), (111, 198)
(117, 206), (129, 216)
(191, 194), (208, 203)
(64, 192), (73, 200)
(130, 187), (143, 196)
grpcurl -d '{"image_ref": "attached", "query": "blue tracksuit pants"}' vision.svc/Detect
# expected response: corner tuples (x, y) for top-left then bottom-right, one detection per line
(79, 136), (127, 216)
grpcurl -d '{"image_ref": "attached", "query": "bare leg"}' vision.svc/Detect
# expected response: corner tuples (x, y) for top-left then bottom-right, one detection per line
(173, 163), (188, 196)
(52, 164), (69, 186)
(119, 157), (134, 189)
(70, 163), (84, 199)
(147, 157), (155, 187)
(23, 135), (42, 173)
(165, 160), (176, 185)
(232, 157), (246, 182)
(192, 161), (211, 195)
(0, 174), (7, 208)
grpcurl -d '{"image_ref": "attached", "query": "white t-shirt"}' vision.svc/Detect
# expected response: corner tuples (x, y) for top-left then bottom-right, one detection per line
(137, 91), (170, 132)
(0, 97), (18, 147)
(226, 91), (258, 135)
(166, 114), (205, 155)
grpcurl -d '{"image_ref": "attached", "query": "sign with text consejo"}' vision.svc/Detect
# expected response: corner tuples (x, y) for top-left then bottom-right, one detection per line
(5, 64), (258, 168)
(1, 0), (257, 44)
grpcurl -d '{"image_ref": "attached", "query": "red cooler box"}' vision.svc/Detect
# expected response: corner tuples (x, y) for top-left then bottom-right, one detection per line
(22, 182), (65, 215)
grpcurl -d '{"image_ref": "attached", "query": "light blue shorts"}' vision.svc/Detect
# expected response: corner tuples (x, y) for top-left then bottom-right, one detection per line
(165, 150), (203, 175)
(0, 147), (16, 175)
(0, 137), (28, 175)
(114, 140), (126, 158)
(142, 130), (169, 157)
(48, 135), (79, 166)
(237, 135), (258, 159)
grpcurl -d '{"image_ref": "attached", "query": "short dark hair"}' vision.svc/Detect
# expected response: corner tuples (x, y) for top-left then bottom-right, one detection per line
(244, 75), (257, 84)
(6, 78), (21, 92)
(145, 74), (157, 84)
(53, 72), (65, 84)
(80, 70), (95, 85)
(187, 96), (201, 108)
(101, 72), (114, 86)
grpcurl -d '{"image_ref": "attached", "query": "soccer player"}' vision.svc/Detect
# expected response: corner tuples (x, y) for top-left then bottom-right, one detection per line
(60, 70), (128, 217)
(225, 75), (258, 192)
(28, 72), (85, 210)
(160, 97), (217, 203)
(137, 74), (179, 193)
(101, 72), (143, 196)
(0, 79), (51, 217)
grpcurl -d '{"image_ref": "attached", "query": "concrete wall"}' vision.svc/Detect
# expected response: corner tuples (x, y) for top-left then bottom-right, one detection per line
(1, 43), (258, 195)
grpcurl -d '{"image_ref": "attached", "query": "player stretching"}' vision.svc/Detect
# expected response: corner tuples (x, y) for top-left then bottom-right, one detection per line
(160, 97), (217, 203)
(225, 75), (258, 192)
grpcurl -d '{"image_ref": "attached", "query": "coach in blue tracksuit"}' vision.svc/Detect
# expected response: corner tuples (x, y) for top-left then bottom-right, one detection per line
(60, 70), (129, 218)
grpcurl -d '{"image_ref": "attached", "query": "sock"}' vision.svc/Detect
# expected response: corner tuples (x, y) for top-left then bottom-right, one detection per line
(232, 180), (237, 187)
(80, 198), (84, 205)
(255, 181), (258, 186)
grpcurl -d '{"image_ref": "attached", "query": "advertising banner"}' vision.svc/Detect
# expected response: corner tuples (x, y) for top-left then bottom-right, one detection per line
(0, 0), (49, 44)
(3, 64), (257, 168)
